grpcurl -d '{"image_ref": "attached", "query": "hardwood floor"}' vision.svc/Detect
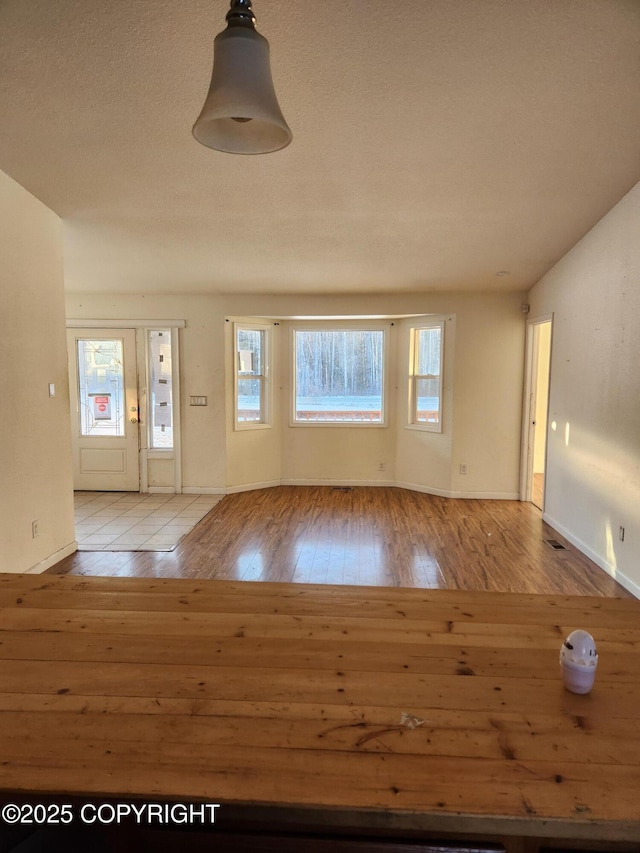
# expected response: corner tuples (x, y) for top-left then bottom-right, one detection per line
(49, 486), (631, 597)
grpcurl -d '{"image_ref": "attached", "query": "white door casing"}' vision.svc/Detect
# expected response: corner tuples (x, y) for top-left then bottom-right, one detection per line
(520, 316), (553, 508)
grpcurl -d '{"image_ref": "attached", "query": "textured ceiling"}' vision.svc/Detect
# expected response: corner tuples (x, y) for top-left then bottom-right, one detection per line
(0, 0), (639, 296)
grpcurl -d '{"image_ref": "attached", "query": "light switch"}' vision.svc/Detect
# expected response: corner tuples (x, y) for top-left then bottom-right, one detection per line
(48, 383), (56, 397)
(190, 396), (207, 406)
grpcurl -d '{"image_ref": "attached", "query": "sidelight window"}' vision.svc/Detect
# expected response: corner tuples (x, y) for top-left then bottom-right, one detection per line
(148, 330), (174, 449)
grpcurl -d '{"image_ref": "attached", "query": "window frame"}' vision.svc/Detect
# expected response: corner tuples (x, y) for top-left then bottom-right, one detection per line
(234, 322), (272, 431)
(407, 321), (444, 433)
(290, 323), (389, 428)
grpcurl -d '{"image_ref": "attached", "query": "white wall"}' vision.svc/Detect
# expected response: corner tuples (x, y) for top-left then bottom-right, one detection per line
(528, 181), (640, 596)
(1, 171), (75, 572)
(66, 291), (526, 498)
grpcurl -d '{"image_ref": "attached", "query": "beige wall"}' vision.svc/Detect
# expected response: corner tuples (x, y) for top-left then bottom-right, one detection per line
(449, 295), (526, 498)
(1, 171), (75, 572)
(528, 181), (640, 596)
(66, 291), (526, 498)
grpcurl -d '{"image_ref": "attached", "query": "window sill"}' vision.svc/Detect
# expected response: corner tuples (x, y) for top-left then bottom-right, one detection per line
(405, 423), (442, 434)
(234, 422), (272, 432)
(290, 421), (388, 428)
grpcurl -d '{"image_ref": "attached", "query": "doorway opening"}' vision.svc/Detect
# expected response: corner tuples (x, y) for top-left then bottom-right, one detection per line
(521, 316), (552, 511)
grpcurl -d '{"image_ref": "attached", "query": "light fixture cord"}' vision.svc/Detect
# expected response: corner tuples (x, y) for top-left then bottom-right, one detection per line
(225, 0), (257, 29)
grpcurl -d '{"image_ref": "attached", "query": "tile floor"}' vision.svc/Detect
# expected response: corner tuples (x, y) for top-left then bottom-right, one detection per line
(74, 492), (223, 551)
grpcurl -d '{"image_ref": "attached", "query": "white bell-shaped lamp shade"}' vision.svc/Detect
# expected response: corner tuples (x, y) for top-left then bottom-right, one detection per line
(192, 26), (292, 154)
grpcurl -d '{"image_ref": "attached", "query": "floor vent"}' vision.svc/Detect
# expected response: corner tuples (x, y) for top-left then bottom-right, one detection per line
(332, 486), (353, 491)
(545, 539), (568, 551)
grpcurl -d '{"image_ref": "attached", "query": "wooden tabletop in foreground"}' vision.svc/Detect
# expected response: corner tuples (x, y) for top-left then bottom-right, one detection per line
(0, 573), (638, 842)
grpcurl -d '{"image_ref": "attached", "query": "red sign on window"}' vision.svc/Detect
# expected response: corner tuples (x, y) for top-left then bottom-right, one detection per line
(92, 394), (112, 420)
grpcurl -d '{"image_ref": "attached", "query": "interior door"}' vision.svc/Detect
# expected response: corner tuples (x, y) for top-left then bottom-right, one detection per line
(67, 328), (140, 491)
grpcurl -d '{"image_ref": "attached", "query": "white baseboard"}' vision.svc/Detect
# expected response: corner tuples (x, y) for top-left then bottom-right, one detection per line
(449, 490), (520, 500)
(395, 480), (519, 500)
(180, 480), (519, 500)
(181, 487), (227, 495)
(281, 478), (393, 488)
(394, 481), (452, 498)
(24, 541), (77, 575)
(225, 480), (282, 495)
(543, 512), (640, 599)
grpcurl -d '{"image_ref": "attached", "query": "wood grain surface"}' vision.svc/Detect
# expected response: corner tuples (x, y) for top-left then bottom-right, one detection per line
(0, 573), (638, 843)
(0, 575), (640, 841)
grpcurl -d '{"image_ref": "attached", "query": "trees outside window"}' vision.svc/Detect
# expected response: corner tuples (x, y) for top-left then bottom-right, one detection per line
(293, 329), (386, 424)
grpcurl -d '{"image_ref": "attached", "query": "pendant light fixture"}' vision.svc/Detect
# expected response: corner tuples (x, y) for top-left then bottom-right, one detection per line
(192, 0), (292, 154)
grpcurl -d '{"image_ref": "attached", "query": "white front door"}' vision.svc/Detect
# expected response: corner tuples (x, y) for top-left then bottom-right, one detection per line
(67, 328), (140, 491)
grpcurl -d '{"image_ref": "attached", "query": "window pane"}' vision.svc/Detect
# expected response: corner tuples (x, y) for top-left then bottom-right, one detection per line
(236, 327), (266, 425)
(149, 330), (173, 449)
(417, 327), (441, 375)
(77, 339), (125, 437)
(237, 378), (262, 421)
(415, 378), (440, 424)
(237, 329), (262, 375)
(409, 324), (443, 430)
(295, 330), (384, 423)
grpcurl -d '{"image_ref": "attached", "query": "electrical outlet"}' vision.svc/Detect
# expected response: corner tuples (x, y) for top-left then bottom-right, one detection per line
(459, 464), (468, 475)
(378, 462), (386, 472)
(32, 520), (39, 538)
(619, 526), (625, 542)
